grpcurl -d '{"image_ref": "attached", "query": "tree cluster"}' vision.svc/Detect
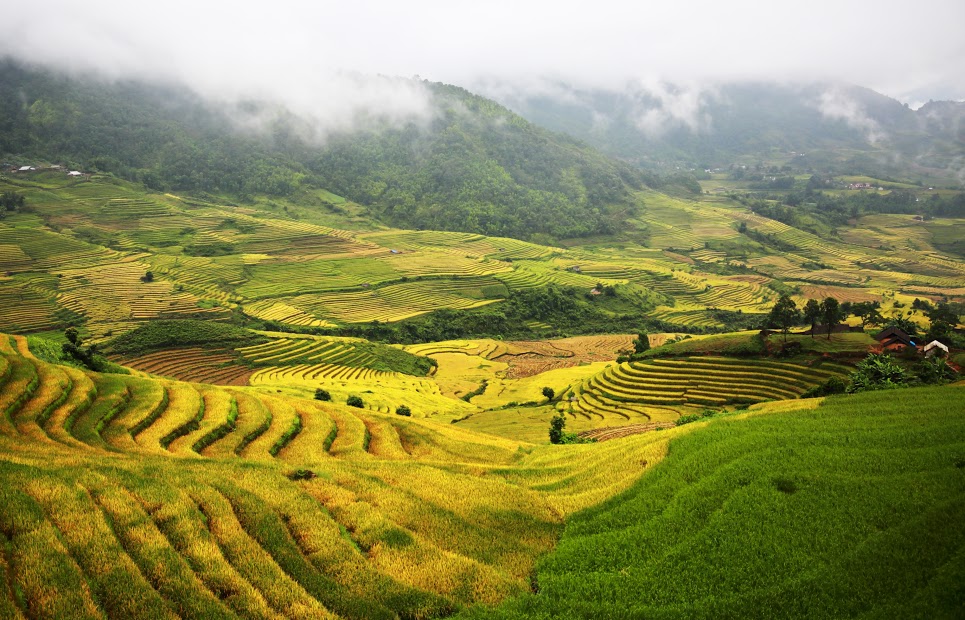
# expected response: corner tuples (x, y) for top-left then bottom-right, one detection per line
(767, 295), (856, 341)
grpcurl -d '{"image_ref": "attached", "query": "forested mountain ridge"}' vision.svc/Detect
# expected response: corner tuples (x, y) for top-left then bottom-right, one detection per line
(484, 80), (965, 181)
(0, 59), (645, 241)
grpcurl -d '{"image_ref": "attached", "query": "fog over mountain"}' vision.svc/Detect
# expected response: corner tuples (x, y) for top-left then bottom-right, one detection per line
(1, 0), (963, 136)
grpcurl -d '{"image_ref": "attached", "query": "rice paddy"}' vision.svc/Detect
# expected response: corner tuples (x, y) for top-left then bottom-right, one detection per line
(0, 173), (962, 339)
(0, 336), (706, 617)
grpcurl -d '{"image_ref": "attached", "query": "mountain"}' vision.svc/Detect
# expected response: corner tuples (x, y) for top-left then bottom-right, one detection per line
(0, 59), (646, 241)
(480, 80), (965, 182)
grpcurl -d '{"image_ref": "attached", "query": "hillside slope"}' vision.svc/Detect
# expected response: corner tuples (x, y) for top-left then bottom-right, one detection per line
(2, 335), (963, 618)
(464, 385), (965, 619)
(0, 334), (679, 619)
(0, 59), (644, 241)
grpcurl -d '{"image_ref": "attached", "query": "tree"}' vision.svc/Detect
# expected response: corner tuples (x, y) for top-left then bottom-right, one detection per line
(847, 353), (907, 393)
(541, 386), (555, 401)
(917, 357), (956, 385)
(0, 191), (25, 213)
(346, 395), (364, 408)
(65, 327), (81, 346)
(314, 388), (331, 401)
(925, 320), (953, 346)
(851, 301), (884, 330)
(923, 301), (959, 326)
(803, 299), (821, 340)
(923, 302), (959, 346)
(549, 413), (567, 444)
(632, 331), (651, 354)
(395, 405), (412, 416)
(141, 271), (154, 283)
(820, 297), (841, 340)
(767, 295), (801, 342)
(61, 327), (104, 372)
(883, 316), (919, 337)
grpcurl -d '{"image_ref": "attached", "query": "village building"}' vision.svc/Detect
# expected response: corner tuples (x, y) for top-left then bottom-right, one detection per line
(923, 340), (949, 358)
(873, 326), (916, 352)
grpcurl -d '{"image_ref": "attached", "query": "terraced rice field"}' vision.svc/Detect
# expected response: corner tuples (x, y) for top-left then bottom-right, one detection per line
(0, 279), (67, 333)
(479, 385), (965, 619)
(797, 284), (882, 303)
(649, 307), (724, 328)
(0, 334), (698, 617)
(361, 230), (555, 260)
(0, 223), (120, 271)
(405, 339), (510, 359)
(120, 347), (253, 386)
(576, 421), (676, 442)
(55, 261), (230, 327)
(495, 261), (599, 290)
(570, 356), (848, 416)
(293, 280), (503, 323)
(237, 337), (376, 367)
(694, 281), (771, 310)
(243, 299), (335, 327)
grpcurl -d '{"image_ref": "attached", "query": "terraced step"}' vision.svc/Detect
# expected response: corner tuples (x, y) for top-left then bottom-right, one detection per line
(238, 396), (295, 459)
(216, 392), (272, 457)
(326, 408), (370, 458)
(277, 403), (336, 463)
(134, 384), (203, 453)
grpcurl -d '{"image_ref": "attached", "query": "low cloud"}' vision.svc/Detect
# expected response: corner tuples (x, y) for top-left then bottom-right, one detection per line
(628, 80), (716, 137)
(0, 2), (437, 140)
(815, 89), (884, 143)
(0, 0), (962, 134)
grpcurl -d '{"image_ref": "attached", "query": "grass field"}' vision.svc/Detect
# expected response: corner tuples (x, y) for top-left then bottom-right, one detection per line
(464, 385), (965, 619)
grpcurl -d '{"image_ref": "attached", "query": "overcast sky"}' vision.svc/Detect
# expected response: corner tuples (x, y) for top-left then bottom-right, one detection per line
(2, 0), (963, 114)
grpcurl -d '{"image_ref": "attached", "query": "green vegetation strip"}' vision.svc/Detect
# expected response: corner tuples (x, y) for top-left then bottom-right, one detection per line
(269, 413), (303, 457)
(234, 411), (272, 455)
(192, 397), (238, 453)
(129, 388), (169, 438)
(464, 386), (965, 619)
(35, 376), (73, 429)
(159, 396), (205, 450)
(106, 320), (266, 355)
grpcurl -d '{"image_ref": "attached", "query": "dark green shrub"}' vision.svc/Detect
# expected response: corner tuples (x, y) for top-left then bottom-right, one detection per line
(314, 388), (331, 401)
(346, 395), (364, 408)
(287, 469), (317, 481)
(396, 405), (412, 416)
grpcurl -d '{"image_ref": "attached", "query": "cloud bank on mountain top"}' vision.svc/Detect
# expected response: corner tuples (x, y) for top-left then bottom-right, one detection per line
(0, 0), (962, 136)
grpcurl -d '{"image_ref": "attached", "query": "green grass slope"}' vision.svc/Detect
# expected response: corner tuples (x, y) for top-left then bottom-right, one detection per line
(464, 386), (965, 619)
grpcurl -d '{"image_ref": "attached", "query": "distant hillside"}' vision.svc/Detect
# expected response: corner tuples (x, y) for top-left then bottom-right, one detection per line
(483, 80), (965, 182)
(0, 59), (645, 241)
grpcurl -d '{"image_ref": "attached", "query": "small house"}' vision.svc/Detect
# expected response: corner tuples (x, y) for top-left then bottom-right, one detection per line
(873, 326), (915, 351)
(923, 340), (949, 358)
(67, 170), (84, 177)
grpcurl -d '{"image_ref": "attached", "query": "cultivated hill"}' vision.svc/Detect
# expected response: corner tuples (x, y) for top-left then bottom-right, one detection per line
(0, 335), (962, 618)
(1, 171), (961, 344)
(0, 333), (687, 619)
(0, 59), (644, 241)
